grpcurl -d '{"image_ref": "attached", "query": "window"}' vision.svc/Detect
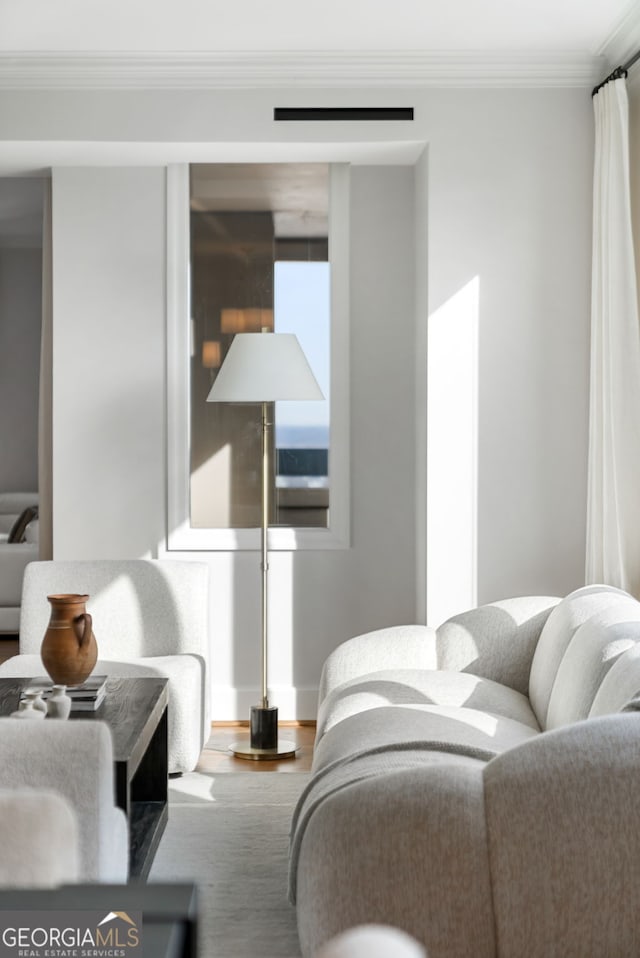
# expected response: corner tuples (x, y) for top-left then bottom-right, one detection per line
(167, 162), (349, 551)
(274, 258), (330, 527)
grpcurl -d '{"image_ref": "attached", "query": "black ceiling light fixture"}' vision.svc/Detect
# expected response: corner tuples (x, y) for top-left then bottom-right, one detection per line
(274, 107), (414, 121)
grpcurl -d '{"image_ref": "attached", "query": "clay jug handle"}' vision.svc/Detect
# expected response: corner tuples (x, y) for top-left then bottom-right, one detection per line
(73, 612), (93, 649)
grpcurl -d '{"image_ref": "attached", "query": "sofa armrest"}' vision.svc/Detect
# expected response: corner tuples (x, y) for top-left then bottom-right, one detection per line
(435, 595), (560, 696)
(294, 762), (492, 957)
(318, 626), (438, 704)
(483, 712), (640, 956)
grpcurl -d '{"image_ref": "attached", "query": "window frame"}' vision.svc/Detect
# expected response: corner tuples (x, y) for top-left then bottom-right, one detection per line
(166, 162), (350, 552)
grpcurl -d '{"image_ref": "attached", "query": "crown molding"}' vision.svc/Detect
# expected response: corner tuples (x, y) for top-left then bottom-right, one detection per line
(0, 50), (605, 90)
(597, 1), (640, 70)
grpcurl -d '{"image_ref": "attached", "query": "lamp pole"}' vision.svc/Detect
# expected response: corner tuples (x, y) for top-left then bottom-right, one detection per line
(242, 397), (293, 757)
(246, 397), (285, 751)
(260, 400), (270, 710)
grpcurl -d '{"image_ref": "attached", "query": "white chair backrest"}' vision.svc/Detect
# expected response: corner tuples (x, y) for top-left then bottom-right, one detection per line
(20, 559), (209, 660)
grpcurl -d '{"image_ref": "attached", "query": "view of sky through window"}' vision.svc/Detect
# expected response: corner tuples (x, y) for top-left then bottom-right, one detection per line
(274, 260), (330, 451)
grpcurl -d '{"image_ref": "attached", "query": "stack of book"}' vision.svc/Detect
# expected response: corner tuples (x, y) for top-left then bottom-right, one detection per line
(24, 675), (108, 712)
(66, 675), (108, 711)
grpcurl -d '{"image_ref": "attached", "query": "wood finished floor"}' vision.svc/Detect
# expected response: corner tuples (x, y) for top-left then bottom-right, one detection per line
(0, 637), (315, 772)
(198, 723), (315, 773)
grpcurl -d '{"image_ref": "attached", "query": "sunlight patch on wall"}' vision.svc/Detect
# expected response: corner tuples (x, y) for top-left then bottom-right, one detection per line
(268, 550), (294, 698)
(190, 444), (232, 527)
(427, 277), (479, 628)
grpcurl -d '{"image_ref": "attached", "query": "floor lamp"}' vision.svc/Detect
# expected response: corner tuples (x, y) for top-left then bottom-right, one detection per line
(206, 331), (324, 760)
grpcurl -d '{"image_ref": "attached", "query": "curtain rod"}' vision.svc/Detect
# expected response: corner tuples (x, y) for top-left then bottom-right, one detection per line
(592, 48), (640, 97)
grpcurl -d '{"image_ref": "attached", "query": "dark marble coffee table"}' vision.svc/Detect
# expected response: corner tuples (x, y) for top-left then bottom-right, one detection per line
(0, 675), (168, 879)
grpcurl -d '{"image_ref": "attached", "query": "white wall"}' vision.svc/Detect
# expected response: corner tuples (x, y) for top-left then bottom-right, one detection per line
(0, 247), (42, 492)
(0, 83), (594, 717)
(426, 90), (592, 623)
(51, 168), (166, 558)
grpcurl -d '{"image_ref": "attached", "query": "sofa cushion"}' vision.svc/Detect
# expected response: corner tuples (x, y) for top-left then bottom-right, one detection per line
(318, 626), (438, 704)
(316, 668), (540, 742)
(312, 703), (538, 777)
(435, 595), (560, 696)
(528, 584), (628, 728)
(589, 642), (640, 717)
(544, 593), (640, 729)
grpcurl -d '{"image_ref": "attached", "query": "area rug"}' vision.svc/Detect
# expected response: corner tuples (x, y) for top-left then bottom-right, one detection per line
(148, 772), (309, 958)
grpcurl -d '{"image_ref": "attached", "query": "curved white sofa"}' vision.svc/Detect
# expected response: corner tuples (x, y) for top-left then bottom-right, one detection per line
(291, 585), (640, 958)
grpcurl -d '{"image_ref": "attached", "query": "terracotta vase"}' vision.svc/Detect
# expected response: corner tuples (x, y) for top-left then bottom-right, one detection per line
(41, 594), (98, 687)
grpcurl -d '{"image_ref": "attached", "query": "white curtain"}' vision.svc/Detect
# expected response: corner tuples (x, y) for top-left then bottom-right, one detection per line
(586, 77), (640, 593)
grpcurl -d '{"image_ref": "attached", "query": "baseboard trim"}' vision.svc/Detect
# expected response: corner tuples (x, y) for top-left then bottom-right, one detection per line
(212, 719), (317, 728)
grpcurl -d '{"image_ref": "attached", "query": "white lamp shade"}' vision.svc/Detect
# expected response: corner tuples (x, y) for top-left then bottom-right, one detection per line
(206, 332), (324, 403)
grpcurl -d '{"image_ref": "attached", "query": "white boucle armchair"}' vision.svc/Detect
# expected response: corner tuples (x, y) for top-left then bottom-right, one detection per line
(0, 559), (210, 773)
(0, 788), (80, 887)
(0, 720), (127, 882)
